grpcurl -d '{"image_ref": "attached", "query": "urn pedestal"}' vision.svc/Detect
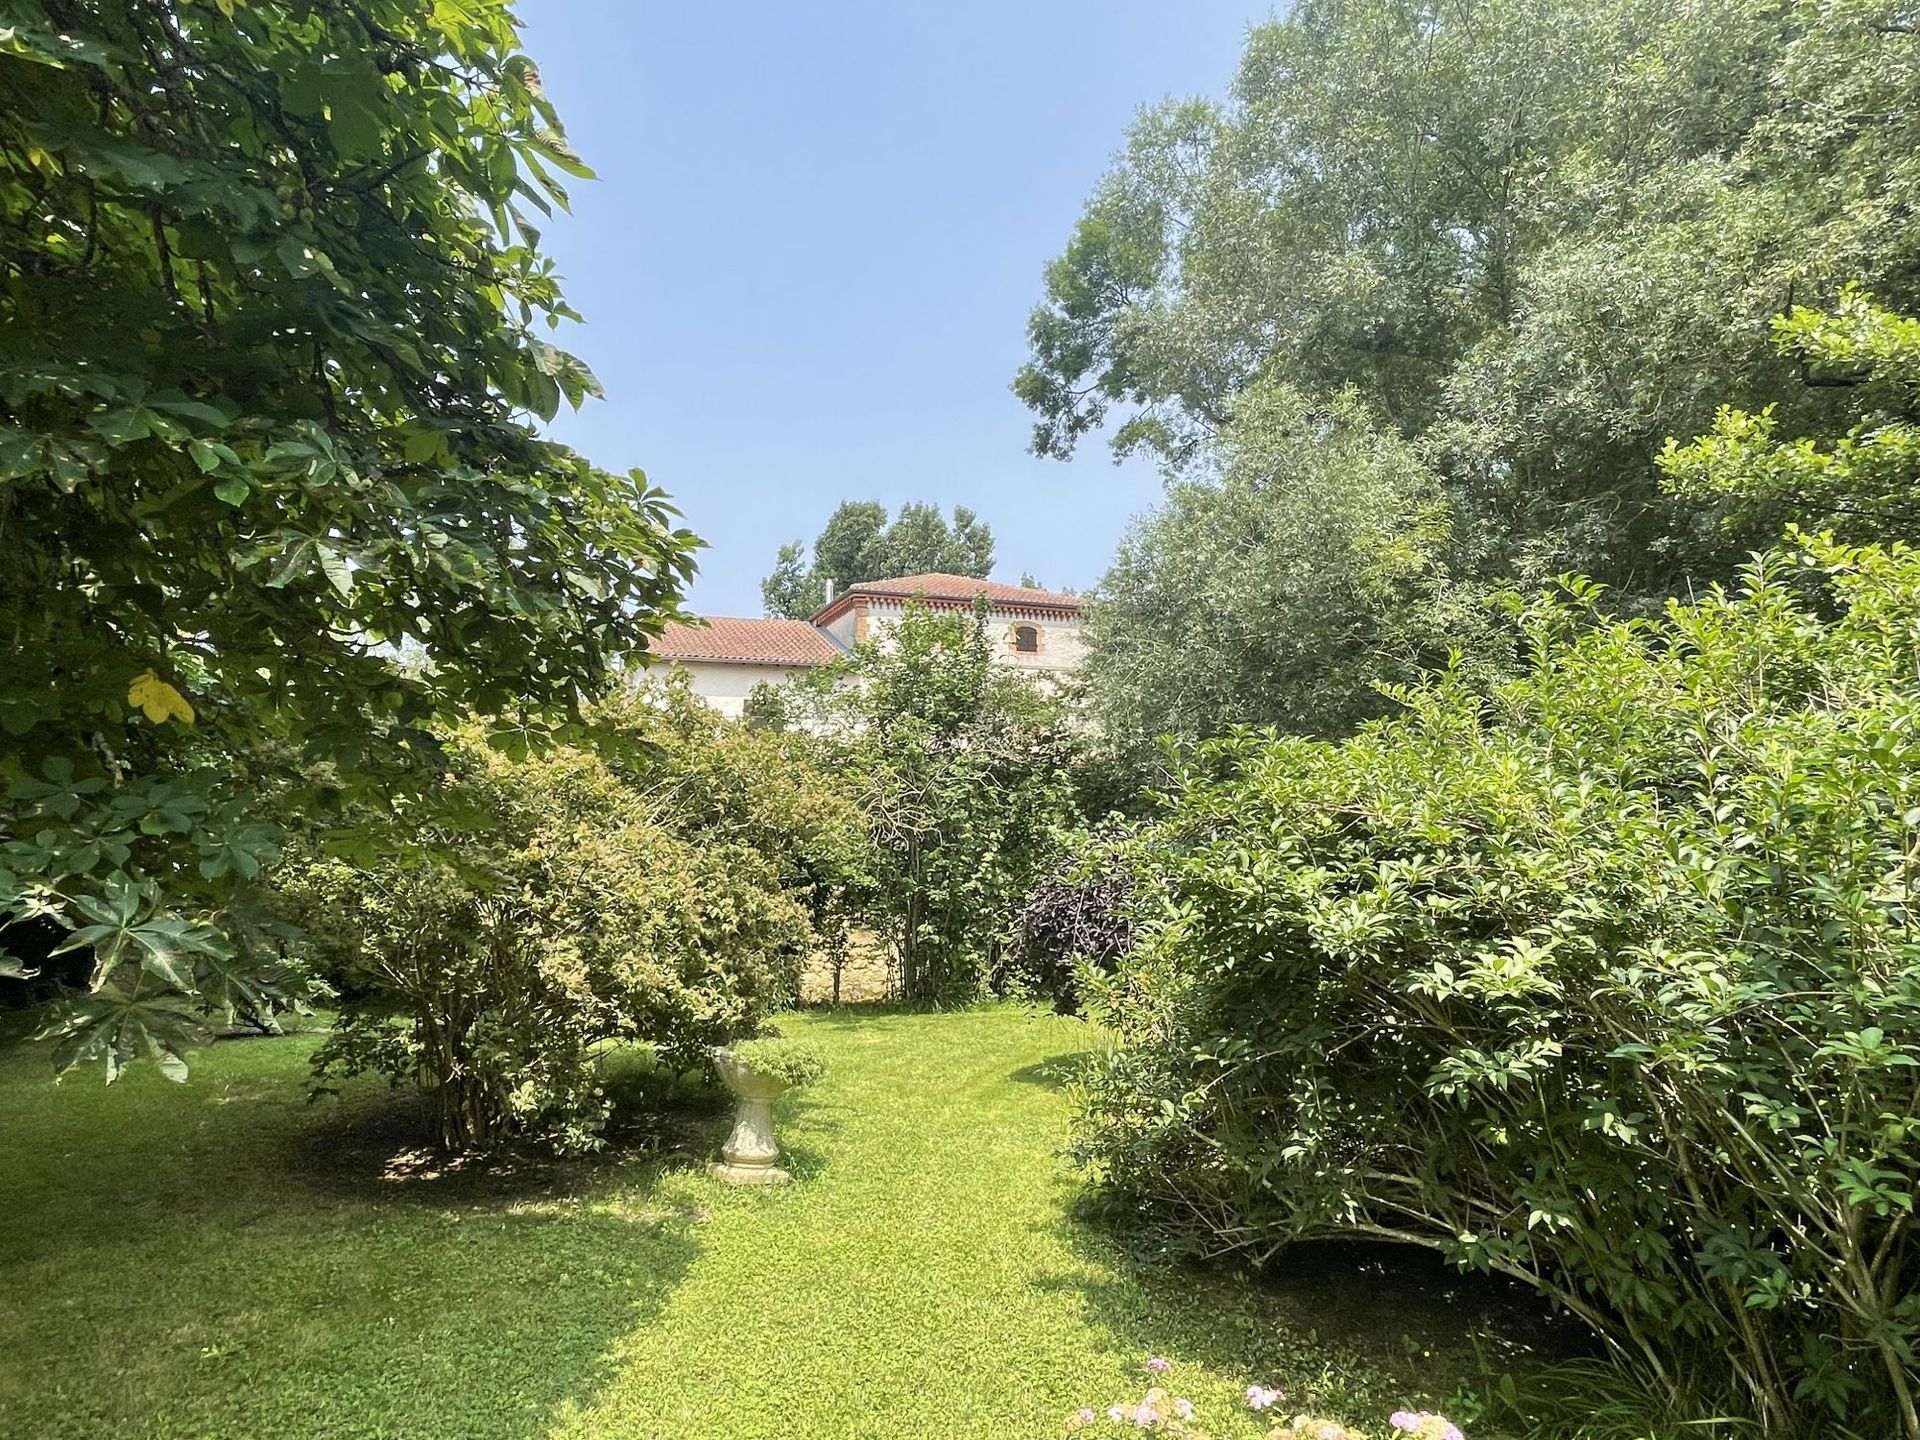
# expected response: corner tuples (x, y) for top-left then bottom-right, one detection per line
(709, 1048), (794, 1186)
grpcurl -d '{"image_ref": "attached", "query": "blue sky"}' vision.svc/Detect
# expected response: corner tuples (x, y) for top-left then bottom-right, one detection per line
(518, 1), (1267, 617)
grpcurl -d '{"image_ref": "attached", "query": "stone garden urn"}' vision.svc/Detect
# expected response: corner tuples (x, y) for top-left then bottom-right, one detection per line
(708, 1046), (794, 1186)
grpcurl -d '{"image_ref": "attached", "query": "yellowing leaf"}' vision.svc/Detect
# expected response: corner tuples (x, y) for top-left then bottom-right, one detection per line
(127, 670), (195, 726)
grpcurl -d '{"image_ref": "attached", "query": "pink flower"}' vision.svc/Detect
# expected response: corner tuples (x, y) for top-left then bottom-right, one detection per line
(1172, 1398), (1195, 1420)
(1388, 1410), (1465, 1440)
(1145, 1356), (1171, 1374)
(1077, 1410), (1097, 1423)
(1247, 1384), (1284, 1412)
(1108, 1406), (1128, 1424)
(1132, 1401), (1160, 1427)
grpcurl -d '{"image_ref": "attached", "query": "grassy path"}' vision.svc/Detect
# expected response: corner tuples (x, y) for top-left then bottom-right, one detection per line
(0, 1008), (1504, 1439)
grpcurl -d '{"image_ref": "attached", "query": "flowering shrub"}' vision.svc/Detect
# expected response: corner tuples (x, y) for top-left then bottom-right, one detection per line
(1269, 1413), (1463, 1440)
(1063, 1359), (1459, 1440)
(1267, 1421), (1365, 1440)
(1063, 1359), (1205, 1438)
(1065, 1388), (1200, 1437)
(1387, 1413), (1463, 1440)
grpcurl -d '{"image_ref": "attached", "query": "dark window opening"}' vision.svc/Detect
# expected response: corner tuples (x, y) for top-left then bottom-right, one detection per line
(1014, 625), (1039, 653)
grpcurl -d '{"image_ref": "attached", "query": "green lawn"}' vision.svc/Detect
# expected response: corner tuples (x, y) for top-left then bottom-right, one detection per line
(0, 1007), (1542, 1439)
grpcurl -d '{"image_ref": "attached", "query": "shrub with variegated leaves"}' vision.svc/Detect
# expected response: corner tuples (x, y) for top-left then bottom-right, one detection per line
(280, 722), (814, 1154)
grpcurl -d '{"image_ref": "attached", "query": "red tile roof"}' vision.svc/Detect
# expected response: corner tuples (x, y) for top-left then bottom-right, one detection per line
(814, 573), (1080, 624)
(647, 617), (843, 667)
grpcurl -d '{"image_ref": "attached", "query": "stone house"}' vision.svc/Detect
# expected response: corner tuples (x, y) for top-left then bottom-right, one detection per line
(646, 573), (1085, 719)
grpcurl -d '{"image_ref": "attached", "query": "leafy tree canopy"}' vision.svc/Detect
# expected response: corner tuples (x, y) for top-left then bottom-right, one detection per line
(754, 603), (1076, 1002)
(1661, 287), (1920, 539)
(1080, 383), (1496, 763)
(0, 1), (698, 1078)
(1019, 0), (1920, 603)
(761, 500), (994, 618)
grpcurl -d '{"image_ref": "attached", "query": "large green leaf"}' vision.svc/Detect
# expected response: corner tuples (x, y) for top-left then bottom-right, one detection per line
(0, 0), (699, 1085)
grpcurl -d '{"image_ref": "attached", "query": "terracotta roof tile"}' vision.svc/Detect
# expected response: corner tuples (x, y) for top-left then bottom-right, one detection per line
(819, 573), (1080, 617)
(647, 617), (842, 666)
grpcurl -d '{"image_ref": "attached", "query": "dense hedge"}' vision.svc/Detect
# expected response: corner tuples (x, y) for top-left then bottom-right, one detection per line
(1078, 538), (1920, 1438)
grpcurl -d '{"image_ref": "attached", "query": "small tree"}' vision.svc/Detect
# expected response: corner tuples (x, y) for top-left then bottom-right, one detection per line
(765, 603), (1077, 1002)
(603, 672), (872, 953)
(1079, 383), (1490, 764)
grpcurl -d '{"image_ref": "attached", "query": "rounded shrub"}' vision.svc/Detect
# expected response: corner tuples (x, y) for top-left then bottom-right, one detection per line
(279, 720), (820, 1154)
(1001, 825), (1138, 1013)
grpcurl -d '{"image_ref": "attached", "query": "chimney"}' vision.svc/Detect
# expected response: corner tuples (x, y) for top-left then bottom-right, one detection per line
(823, 579), (836, 604)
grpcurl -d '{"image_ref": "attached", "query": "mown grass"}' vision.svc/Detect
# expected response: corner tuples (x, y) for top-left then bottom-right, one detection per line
(0, 1007), (1565, 1439)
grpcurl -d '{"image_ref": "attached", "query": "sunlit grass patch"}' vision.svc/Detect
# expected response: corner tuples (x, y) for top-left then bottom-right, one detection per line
(0, 1007), (1560, 1439)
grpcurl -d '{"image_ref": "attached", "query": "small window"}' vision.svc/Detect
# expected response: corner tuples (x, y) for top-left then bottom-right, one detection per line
(1013, 624), (1039, 653)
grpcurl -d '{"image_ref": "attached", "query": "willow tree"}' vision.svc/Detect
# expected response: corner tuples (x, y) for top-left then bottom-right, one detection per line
(0, 2), (697, 1076)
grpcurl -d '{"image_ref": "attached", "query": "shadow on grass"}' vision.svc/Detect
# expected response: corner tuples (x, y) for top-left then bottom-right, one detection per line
(1037, 1188), (1595, 1416)
(795, 998), (1089, 1027)
(0, 1036), (723, 1440)
(276, 1071), (734, 1210)
(1007, 1050), (1093, 1089)
(792, 999), (933, 1025)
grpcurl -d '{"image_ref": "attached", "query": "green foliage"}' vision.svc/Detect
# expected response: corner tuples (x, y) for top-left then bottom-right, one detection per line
(0, 1), (698, 1077)
(725, 1036), (827, 1089)
(1002, 824), (1137, 1014)
(765, 603), (1078, 1002)
(1461, 1359), (1741, 1440)
(1022, 0), (1920, 715)
(600, 673), (872, 943)
(1081, 384), (1496, 755)
(279, 722), (815, 1154)
(1078, 537), (1920, 1436)
(1661, 288), (1920, 539)
(761, 500), (995, 618)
